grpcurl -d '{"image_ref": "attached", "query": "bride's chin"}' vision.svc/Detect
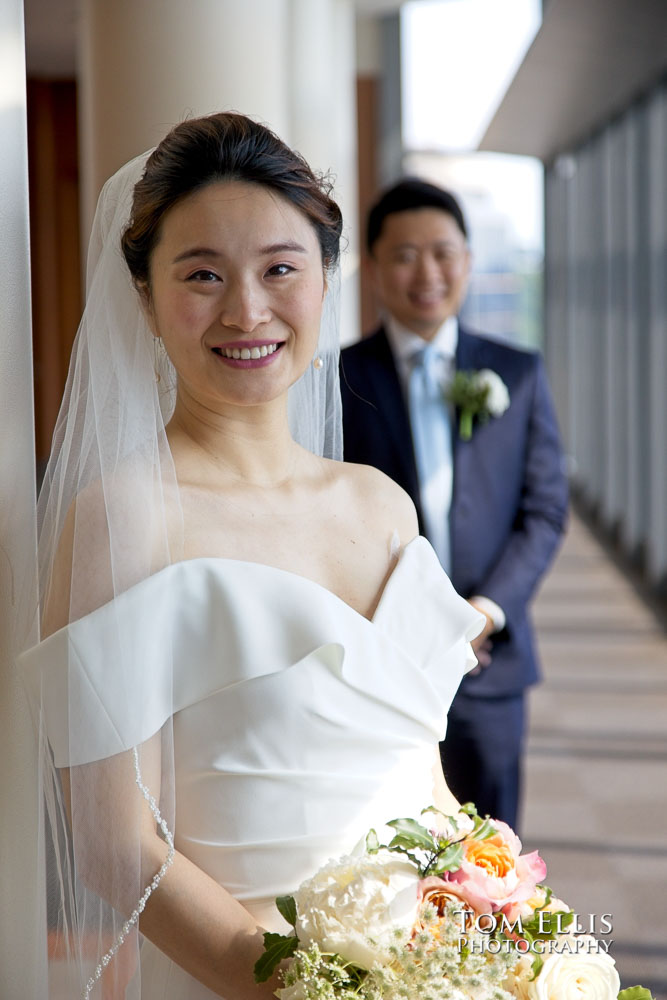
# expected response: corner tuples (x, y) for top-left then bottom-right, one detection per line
(207, 386), (292, 419)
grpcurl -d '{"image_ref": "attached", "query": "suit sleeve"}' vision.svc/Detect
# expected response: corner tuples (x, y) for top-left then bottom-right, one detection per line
(471, 356), (569, 629)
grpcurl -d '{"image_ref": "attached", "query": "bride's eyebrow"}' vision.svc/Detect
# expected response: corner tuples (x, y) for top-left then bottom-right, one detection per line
(172, 241), (308, 264)
(172, 247), (221, 263)
(258, 241), (308, 255)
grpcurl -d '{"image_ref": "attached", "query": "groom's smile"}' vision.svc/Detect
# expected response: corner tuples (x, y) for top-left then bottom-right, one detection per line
(369, 207), (471, 341)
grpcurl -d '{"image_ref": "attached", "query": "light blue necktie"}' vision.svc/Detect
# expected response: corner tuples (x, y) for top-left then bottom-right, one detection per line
(408, 343), (453, 573)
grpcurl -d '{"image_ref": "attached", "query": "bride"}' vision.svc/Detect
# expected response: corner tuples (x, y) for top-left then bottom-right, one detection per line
(20, 113), (483, 999)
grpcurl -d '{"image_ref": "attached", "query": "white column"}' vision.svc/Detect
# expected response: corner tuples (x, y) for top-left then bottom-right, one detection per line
(78, 0), (290, 235)
(289, 0), (360, 343)
(646, 86), (667, 582)
(0, 2), (43, 997)
(79, 0), (361, 338)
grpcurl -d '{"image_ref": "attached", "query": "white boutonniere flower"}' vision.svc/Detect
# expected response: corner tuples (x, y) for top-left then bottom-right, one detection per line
(446, 368), (510, 441)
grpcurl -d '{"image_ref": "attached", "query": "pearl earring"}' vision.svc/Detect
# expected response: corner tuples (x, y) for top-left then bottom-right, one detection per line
(312, 356), (324, 371)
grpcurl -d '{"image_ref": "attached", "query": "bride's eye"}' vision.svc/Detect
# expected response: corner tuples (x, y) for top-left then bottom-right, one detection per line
(187, 269), (220, 282)
(266, 263), (296, 278)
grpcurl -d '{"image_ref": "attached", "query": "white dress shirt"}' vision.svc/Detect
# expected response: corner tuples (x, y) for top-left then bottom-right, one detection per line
(384, 314), (506, 634)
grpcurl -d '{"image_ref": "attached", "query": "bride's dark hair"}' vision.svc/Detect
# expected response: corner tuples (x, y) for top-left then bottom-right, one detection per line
(121, 111), (343, 286)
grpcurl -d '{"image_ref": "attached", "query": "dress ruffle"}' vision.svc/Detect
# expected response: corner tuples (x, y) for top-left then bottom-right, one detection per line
(20, 538), (482, 768)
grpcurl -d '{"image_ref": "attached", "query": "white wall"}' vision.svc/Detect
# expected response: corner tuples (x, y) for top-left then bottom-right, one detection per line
(0, 1), (44, 996)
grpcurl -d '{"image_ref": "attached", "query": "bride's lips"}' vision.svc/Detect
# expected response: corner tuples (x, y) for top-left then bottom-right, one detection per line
(211, 339), (286, 369)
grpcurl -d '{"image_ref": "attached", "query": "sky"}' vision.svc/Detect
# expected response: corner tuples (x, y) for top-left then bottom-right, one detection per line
(401, 0), (543, 249)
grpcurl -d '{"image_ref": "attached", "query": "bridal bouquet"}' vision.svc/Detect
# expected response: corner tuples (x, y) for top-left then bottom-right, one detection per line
(255, 805), (653, 1000)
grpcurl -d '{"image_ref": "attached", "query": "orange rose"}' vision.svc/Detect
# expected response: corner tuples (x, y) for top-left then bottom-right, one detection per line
(443, 820), (547, 913)
(464, 834), (515, 879)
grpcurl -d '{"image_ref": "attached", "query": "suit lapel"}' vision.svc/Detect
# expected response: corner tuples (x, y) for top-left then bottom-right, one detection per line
(450, 327), (483, 571)
(454, 326), (482, 379)
(365, 328), (421, 504)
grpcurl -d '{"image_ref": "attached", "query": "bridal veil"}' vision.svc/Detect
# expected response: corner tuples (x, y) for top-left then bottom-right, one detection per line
(21, 122), (343, 998)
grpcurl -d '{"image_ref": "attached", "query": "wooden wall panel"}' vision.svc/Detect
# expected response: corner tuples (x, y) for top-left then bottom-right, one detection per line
(27, 79), (81, 464)
(356, 74), (381, 336)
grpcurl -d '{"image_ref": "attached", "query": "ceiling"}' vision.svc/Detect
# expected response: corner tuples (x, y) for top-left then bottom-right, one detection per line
(23, 0), (405, 78)
(478, 0), (667, 162)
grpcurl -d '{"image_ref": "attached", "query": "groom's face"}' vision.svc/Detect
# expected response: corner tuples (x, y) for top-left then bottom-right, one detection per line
(369, 208), (471, 341)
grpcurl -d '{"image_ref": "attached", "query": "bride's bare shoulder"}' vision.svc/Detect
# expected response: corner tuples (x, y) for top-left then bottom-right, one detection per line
(326, 459), (419, 546)
(41, 467), (179, 634)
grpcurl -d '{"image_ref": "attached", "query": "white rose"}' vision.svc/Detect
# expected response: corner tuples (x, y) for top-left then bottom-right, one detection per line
(475, 369), (510, 417)
(503, 953), (536, 1000)
(527, 945), (620, 1000)
(293, 850), (421, 970)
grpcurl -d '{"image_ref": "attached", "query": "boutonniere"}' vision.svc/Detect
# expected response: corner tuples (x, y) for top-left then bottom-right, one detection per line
(446, 368), (510, 441)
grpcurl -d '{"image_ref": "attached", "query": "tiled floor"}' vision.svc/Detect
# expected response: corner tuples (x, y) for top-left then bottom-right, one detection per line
(524, 512), (667, 997)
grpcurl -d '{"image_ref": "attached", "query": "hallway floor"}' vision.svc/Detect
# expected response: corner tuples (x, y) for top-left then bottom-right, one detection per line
(523, 511), (667, 997)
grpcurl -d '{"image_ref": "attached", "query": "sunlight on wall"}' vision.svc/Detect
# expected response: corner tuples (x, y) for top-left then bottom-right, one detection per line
(0, 34), (25, 109)
(400, 1), (544, 347)
(402, 0), (541, 152)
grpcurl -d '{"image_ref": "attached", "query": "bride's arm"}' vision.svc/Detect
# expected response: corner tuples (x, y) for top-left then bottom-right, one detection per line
(431, 746), (461, 816)
(67, 738), (280, 1000)
(139, 835), (277, 999)
(45, 507), (278, 999)
(138, 733), (276, 997)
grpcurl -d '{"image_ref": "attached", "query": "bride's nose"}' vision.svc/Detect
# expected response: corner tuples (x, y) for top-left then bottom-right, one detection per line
(219, 278), (272, 332)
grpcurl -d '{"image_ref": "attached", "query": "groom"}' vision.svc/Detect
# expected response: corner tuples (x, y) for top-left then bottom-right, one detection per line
(340, 179), (568, 830)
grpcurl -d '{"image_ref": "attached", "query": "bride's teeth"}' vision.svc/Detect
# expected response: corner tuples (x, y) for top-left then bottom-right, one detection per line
(220, 343), (280, 359)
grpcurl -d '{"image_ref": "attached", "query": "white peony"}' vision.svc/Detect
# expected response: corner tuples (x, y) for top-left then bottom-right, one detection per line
(527, 944), (620, 1000)
(276, 983), (307, 1000)
(292, 850), (421, 970)
(475, 368), (510, 417)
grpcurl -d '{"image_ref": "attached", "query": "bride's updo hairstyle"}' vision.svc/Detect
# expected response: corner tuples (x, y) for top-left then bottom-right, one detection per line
(121, 112), (343, 287)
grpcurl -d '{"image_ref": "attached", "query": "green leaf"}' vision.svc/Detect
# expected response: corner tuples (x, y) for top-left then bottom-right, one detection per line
(386, 816), (435, 852)
(253, 932), (298, 983)
(366, 827), (380, 853)
(521, 907), (573, 940)
(618, 989), (655, 1000)
(276, 895), (297, 929)
(472, 816), (498, 841)
(531, 954), (544, 980)
(430, 842), (464, 874)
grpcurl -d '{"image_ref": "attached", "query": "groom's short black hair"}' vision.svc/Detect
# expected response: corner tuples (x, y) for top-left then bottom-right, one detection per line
(366, 177), (468, 253)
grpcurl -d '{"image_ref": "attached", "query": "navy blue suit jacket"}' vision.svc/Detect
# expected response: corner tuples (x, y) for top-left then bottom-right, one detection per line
(340, 325), (568, 698)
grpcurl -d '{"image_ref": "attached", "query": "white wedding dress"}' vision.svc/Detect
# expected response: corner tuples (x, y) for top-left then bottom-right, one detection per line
(21, 536), (482, 999)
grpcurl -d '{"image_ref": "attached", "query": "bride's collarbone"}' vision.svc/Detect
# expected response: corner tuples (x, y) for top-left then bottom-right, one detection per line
(176, 470), (398, 616)
(181, 520), (395, 621)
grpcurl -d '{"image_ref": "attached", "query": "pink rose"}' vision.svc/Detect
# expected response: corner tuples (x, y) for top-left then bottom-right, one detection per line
(442, 820), (546, 914)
